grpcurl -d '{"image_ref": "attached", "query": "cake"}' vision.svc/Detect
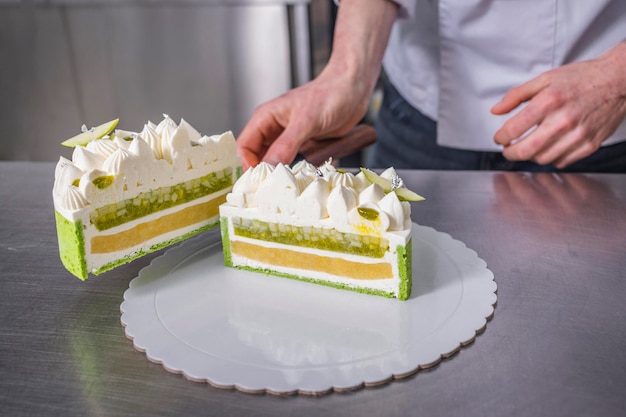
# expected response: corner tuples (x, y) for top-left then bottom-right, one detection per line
(53, 115), (241, 280)
(219, 160), (423, 300)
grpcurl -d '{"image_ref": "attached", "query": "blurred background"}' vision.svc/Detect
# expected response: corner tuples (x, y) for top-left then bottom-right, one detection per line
(0, 0), (340, 161)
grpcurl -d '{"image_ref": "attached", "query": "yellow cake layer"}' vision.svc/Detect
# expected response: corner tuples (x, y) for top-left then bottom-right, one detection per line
(91, 195), (225, 254)
(231, 240), (393, 280)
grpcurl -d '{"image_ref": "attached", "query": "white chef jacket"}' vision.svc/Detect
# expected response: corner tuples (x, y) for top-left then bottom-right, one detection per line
(385, 0), (626, 151)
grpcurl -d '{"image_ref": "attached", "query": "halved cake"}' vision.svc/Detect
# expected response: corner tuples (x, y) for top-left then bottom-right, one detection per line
(219, 160), (423, 300)
(53, 115), (241, 280)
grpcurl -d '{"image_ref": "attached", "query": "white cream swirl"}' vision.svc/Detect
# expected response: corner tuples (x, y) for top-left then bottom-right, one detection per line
(348, 202), (390, 234)
(327, 185), (357, 225)
(140, 124), (163, 159)
(358, 183), (385, 205)
(54, 157), (84, 200)
(294, 171), (314, 193)
(86, 138), (118, 158)
(291, 160), (316, 176)
(296, 178), (330, 220)
(378, 191), (406, 231)
(103, 147), (134, 175)
(72, 146), (104, 172)
(329, 171), (356, 189)
(249, 162), (275, 185)
(256, 163), (298, 215)
(61, 186), (89, 210)
(227, 168), (257, 208)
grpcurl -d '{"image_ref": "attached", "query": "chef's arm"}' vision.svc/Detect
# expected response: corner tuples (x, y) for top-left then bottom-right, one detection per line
(326, 0), (399, 99)
(236, 0), (398, 169)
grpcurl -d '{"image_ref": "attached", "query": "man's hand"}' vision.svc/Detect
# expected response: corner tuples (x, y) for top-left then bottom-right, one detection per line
(236, 0), (398, 170)
(237, 68), (372, 170)
(492, 41), (626, 168)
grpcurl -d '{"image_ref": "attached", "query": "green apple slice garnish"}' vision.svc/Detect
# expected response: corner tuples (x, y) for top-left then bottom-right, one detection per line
(360, 167), (425, 202)
(395, 186), (425, 202)
(61, 118), (119, 148)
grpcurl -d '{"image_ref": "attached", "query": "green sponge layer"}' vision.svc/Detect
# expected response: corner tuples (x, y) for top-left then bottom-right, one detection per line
(397, 239), (412, 300)
(55, 210), (88, 280)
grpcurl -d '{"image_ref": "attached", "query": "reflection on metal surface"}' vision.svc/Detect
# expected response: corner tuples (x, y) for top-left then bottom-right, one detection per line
(492, 172), (626, 248)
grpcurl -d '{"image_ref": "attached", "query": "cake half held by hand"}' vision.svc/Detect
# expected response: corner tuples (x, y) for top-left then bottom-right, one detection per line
(53, 115), (241, 280)
(219, 160), (424, 300)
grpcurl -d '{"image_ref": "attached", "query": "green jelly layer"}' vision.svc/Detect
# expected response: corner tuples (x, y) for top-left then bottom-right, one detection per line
(91, 167), (234, 231)
(55, 210), (88, 280)
(231, 217), (389, 258)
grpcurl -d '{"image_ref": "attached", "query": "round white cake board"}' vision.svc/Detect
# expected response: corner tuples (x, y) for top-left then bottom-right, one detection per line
(120, 224), (497, 395)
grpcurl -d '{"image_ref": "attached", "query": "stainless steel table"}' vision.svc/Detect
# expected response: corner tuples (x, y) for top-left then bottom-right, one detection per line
(2, 161), (625, 417)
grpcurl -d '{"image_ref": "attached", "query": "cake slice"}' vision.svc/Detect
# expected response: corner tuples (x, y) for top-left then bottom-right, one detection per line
(53, 115), (241, 280)
(219, 160), (424, 300)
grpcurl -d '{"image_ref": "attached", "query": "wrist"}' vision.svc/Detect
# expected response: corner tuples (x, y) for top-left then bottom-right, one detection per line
(325, 0), (398, 95)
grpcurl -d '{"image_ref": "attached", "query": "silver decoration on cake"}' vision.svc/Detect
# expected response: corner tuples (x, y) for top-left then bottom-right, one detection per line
(391, 174), (404, 190)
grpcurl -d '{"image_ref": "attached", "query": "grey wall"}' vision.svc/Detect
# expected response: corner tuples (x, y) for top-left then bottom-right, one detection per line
(1, 0), (324, 161)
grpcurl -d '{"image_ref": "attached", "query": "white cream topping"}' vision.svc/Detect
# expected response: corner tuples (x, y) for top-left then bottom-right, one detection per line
(249, 161), (274, 185)
(179, 118), (202, 143)
(53, 157), (84, 200)
(113, 135), (132, 150)
(72, 146), (104, 172)
(359, 183), (385, 205)
(378, 191), (406, 231)
(291, 160), (316, 176)
(353, 171), (370, 191)
(86, 137), (118, 158)
(62, 186), (89, 211)
(327, 185), (357, 225)
(380, 166), (399, 181)
(54, 115), (239, 213)
(256, 163), (298, 215)
(227, 168), (256, 208)
(294, 171), (313, 193)
(79, 169), (122, 206)
(328, 171), (357, 189)
(225, 162), (411, 233)
(296, 178), (330, 220)
(141, 124), (163, 159)
(348, 202), (390, 234)
(102, 147), (135, 178)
